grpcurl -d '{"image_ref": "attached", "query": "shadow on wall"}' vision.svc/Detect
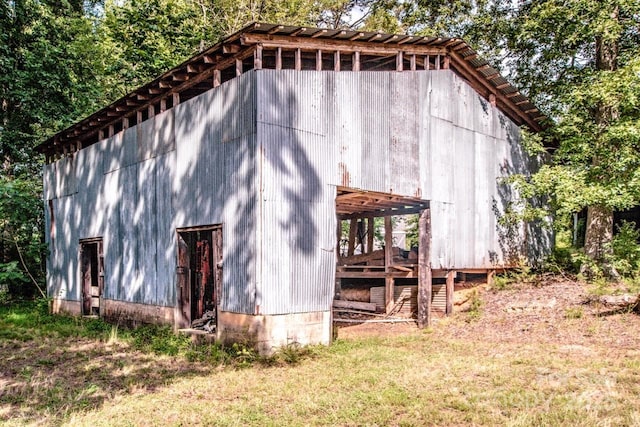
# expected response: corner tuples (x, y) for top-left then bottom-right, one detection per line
(492, 115), (552, 267)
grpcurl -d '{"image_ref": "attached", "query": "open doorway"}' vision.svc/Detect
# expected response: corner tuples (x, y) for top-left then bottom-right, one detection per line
(80, 238), (104, 316)
(176, 226), (223, 330)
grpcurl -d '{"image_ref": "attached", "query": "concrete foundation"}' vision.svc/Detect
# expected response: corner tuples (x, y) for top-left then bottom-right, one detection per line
(217, 310), (332, 355)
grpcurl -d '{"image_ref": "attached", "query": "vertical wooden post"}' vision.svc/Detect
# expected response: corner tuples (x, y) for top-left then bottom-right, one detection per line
(98, 129), (105, 140)
(367, 216), (374, 254)
(316, 49), (323, 71)
(384, 216), (394, 314)
(443, 56), (450, 69)
(425, 55), (430, 70)
(108, 124), (114, 137)
(172, 92), (180, 107)
(396, 51), (403, 71)
(489, 93), (496, 107)
(213, 69), (221, 88)
(148, 104), (155, 118)
(136, 109), (143, 124)
(294, 48), (302, 70)
(334, 51), (341, 71)
(336, 220), (342, 256)
(122, 117), (129, 130)
(275, 47), (282, 70)
(347, 218), (357, 257)
(254, 44), (263, 70)
(410, 54), (416, 71)
(235, 58), (243, 77)
(417, 208), (432, 328)
(435, 55), (441, 70)
(353, 51), (360, 71)
(160, 98), (167, 112)
(446, 270), (455, 316)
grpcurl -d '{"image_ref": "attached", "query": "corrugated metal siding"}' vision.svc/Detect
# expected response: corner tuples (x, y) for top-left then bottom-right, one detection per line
(174, 71), (258, 313)
(360, 72), (390, 192)
(256, 70), (336, 315)
(390, 73), (420, 196)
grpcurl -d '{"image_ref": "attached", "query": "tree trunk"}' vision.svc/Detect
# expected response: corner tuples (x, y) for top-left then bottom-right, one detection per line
(583, 6), (619, 275)
(584, 205), (613, 263)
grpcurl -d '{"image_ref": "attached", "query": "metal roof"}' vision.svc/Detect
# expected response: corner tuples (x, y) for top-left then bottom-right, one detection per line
(37, 22), (547, 156)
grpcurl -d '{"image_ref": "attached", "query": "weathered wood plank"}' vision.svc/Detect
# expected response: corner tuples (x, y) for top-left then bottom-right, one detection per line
(333, 299), (377, 312)
(446, 270), (455, 315)
(417, 208), (432, 328)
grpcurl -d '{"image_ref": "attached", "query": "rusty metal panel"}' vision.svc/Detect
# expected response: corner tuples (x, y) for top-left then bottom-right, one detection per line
(390, 72), (420, 197)
(137, 109), (175, 162)
(333, 73), (363, 189)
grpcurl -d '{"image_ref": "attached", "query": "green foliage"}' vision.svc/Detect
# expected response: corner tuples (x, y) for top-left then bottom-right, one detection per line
(606, 221), (640, 277)
(465, 290), (483, 321)
(564, 307), (584, 319)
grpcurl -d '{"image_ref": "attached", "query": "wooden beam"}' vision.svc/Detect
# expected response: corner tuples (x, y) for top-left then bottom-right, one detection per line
(417, 208), (432, 328)
(122, 117), (129, 130)
(334, 50), (341, 71)
(316, 49), (323, 71)
(424, 54), (430, 70)
(213, 69), (221, 87)
(108, 125), (114, 137)
(254, 44), (263, 70)
(367, 216), (374, 254)
(275, 47), (282, 70)
(160, 98), (166, 112)
(295, 48), (301, 70)
(443, 55), (450, 69)
(347, 218), (357, 257)
(241, 33), (447, 57)
(384, 216), (394, 314)
(235, 58), (242, 76)
(446, 270), (455, 315)
(136, 110), (143, 124)
(396, 51), (403, 71)
(148, 104), (155, 118)
(410, 54), (416, 71)
(353, 51), (360, 71)
(172, 92), (180, 107)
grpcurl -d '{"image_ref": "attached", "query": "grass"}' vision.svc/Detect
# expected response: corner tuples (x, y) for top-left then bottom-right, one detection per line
(1, 296), (640, 426)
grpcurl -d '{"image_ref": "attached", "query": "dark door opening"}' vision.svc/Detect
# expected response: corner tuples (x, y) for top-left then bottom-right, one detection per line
(80, 238), (104, 316)
(176, 226), (222, 329)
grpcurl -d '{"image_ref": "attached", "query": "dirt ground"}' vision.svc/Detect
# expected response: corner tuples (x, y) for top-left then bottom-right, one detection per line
(337, 275), (640, 352)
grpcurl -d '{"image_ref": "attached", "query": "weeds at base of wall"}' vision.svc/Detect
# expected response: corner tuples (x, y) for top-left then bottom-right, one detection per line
(465, 290), (483, 322)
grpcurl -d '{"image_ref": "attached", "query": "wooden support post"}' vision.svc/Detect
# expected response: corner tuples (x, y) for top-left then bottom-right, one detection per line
(384, 216), (394, 314)
(443, 56), (450, 69)
(275, 47), (282, 70)
(356, 219), (364, 253)
(98, 129), (105, 140)
(160, 98), (167, 112)
(334, 51), (341, 71)
(295, 48), (301, 70)
(254, 44), (263, 70)
(446, 270), (455, 316)
(316, 49), (322, 71)
(148, 104), (155, 118)
(410, 54), (416, 71)
(353, 51), (360, 71)
(425, 55), (430, 70)
(172, 92), (180, 107)
(136, 110), (143, 124)
(417, 208), (432, 328)
(367, 216), (374, 254)
(122, 117), (129, 130)
(435, 55), (441, 70)
(336, 220), (342, 256)
(489, 93), (496, 107)
(396, 51), (403, 71)
(213, 69), (221, 88)
(235, 58), (243, 77)
(347, 218), (357, 257)
(108, 124), (114, 137)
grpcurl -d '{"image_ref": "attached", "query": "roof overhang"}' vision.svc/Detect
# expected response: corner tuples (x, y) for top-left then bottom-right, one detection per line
(37, 22), (547, 160)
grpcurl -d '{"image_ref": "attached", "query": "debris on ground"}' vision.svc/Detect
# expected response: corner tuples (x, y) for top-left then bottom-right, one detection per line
(191, 311), (216, 333)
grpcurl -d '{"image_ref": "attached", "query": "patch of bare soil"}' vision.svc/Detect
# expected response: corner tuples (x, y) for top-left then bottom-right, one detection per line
(336, 275), (640, 350)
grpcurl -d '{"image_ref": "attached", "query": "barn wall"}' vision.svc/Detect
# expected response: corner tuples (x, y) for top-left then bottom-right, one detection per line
(256, 71), (336, 315)
(45, 72), (259, 314)
(255, 69), (548, 275)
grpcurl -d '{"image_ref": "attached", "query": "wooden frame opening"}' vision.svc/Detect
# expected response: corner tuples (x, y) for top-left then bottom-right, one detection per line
(176, 226), (223, 331)
(334, 187), (432, 327)
(80, 238), (104, 316)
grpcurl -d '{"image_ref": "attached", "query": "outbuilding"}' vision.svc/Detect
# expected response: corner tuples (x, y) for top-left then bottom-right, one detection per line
(37, 23), (551, 353)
